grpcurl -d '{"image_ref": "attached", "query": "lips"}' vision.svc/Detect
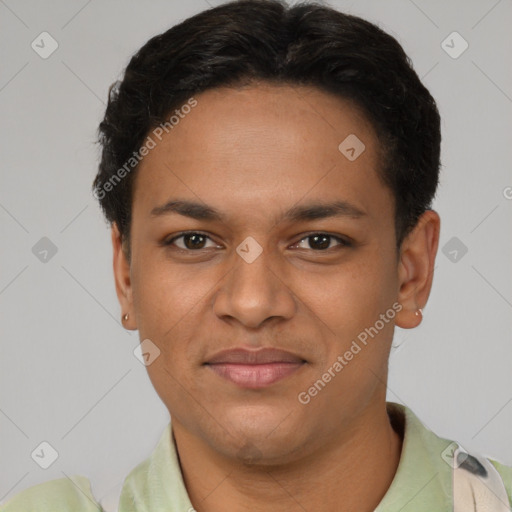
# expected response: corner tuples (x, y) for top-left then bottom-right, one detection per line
(206, 348), (305, 365)
(205, 348), (306, 389)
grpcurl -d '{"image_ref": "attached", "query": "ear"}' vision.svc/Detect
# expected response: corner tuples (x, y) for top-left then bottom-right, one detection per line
(112, 222), (136, 329)
(395, 210), (440, 329)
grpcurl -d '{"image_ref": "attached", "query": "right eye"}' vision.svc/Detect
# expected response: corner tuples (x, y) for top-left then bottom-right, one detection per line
(163, 231), (220, 251)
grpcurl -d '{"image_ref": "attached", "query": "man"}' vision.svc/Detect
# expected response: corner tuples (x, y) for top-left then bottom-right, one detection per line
(3, 0), (511, 510)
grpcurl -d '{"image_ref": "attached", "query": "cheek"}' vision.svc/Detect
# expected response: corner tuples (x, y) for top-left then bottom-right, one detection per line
(131, 253), (212, 337)
(304, 249), (397, 357)
(306, 254), (386, 317)
(130, 255), (222, 397)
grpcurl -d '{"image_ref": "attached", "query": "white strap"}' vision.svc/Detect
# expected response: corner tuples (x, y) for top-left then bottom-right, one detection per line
(452, 444), (511, 512)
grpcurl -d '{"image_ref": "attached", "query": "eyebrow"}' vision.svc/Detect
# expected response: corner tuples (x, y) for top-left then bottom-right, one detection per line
(150, 199), (367, 224)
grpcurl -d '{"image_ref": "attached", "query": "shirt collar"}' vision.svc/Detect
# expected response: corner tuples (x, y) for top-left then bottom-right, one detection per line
(119, 402), (455, 511)
(375, 402), (454, 511)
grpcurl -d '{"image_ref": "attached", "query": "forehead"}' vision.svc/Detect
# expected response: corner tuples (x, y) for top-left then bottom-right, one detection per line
(132, 83), (392, 226)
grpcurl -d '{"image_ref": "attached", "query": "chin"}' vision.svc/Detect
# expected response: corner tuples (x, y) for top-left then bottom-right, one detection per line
(221, 436), (305, 467)
(211, 406), (307, 463)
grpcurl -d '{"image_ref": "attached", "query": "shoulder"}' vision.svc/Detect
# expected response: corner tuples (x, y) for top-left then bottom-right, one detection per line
(0, 475), (102, 511)
(489, 457), (512, 504)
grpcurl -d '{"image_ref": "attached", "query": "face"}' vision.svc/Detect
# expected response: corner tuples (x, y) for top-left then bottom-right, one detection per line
(113, 83), (438, 464)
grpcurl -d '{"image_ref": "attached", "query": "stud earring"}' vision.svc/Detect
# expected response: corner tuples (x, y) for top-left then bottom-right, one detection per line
(122, 313), (129, 321)
(415, 308), (423, 317)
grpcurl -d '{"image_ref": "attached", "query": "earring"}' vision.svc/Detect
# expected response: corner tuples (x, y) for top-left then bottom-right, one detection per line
(122, 313), (129, 321)
(415, 308), (423, 317)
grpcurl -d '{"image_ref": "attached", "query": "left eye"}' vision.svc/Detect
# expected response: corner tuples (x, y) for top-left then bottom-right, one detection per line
(292, 233), (350, 251)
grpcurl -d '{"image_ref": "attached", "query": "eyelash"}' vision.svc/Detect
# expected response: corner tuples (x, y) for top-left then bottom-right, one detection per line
(162, 231), (353, 253)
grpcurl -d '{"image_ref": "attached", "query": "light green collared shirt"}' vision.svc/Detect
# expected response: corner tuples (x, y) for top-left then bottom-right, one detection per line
(2, 402), (511, 511)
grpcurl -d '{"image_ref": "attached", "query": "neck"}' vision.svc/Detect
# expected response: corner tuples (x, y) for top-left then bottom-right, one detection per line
(172, 402), (403, 512)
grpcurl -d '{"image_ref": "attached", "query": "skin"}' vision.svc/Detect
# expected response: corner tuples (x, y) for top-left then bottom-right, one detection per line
(112, 83), (440, 512)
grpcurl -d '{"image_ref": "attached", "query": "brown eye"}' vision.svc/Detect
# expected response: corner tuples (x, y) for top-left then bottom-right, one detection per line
(165, 232), (217, 251)
(293, 233), (351, 251)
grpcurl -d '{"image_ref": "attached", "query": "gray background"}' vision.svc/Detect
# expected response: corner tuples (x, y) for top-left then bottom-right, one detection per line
(1, 0), (511, 505)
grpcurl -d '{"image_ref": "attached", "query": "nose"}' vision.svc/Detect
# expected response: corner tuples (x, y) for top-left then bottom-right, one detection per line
(213, 241), (296, 330)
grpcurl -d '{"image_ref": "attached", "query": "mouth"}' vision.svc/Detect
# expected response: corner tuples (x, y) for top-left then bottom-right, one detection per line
(204, 348), (307, 389)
